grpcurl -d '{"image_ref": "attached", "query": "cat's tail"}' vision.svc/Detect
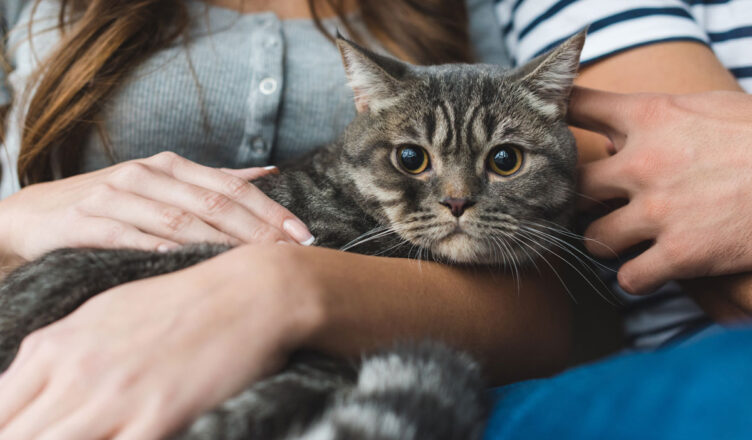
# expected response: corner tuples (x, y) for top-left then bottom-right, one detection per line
(291, 341), (489, 440)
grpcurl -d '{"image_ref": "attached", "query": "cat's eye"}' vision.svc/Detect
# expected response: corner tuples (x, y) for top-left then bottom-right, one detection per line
(487, 144), (523, 176)
(397, 145), (430, 174)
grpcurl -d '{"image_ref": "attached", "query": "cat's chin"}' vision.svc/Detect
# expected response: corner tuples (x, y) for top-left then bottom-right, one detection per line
(432, 233), (486, 264)
(431, 232), (536, 266)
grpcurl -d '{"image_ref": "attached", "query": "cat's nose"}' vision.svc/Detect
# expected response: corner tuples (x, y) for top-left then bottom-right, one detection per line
(439, 197), (475, 217)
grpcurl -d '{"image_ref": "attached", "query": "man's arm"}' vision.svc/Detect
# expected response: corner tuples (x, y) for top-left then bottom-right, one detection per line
(573, 41), (743, 162)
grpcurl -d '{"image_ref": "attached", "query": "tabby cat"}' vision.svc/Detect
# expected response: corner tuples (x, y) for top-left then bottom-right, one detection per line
(0, 30), (586, 439)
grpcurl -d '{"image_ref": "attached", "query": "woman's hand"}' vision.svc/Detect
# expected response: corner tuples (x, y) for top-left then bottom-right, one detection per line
(0, 151), (314, 263)
(569, 87), (752, 294)
(0, 244), (323, 440)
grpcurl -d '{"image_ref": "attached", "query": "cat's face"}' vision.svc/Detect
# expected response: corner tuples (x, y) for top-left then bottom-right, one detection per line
(337, 32), (585, 265)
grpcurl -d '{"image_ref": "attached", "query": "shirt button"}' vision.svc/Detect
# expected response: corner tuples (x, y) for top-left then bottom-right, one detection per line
(259, 77), (277, 95)
(265, 38), (279, 48)
(252, 137), (267, 153)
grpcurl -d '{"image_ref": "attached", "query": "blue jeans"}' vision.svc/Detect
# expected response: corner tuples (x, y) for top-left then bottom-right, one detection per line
(484, 326), (752, 439)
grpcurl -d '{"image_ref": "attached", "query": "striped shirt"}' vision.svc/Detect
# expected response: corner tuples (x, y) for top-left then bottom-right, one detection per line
(495, 0), (752, 91)
(495, 0), (752, 349)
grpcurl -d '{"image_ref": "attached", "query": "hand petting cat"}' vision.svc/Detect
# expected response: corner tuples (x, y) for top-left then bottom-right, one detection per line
(0, 152), (313, 269)
(570, 87), (752, 295)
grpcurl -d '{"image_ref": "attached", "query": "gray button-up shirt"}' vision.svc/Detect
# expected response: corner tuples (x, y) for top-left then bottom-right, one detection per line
(0, 0), (509, 197)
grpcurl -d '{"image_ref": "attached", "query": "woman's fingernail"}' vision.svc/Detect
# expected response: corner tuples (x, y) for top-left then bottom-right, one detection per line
(157, 244), (171, 253)
(283, 219), (315, 246)
(263, 165), (278, 171)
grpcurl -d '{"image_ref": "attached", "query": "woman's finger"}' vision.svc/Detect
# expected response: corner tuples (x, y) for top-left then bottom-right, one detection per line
(0, 360), (48, 429)
(81, 189), (237, 246)
(0, 378), (84, 440)
(220, 165), (279, 181)
(112, 400), (172, 440)
(146, 154), (313, 244)
(73, 218), (184, 251)
(110, 161), (299, 245)
(37, 393), (126, 440)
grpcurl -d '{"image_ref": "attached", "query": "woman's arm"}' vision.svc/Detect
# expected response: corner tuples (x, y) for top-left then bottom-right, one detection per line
(0, 153), (313, 277)
(299, 245), (574, 383)
(0, 243), (574, 439)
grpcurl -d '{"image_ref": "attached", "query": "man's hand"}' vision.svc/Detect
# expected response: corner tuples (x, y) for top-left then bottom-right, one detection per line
(569, 87), (752, 294)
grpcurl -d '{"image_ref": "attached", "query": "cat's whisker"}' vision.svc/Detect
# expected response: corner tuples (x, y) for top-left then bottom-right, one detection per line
(338, 225), (392, 251)
(528, 230), (614, 304)
(511, 233), (577, 304)
(517, 230), (618, 305)
(492, 234), (521, 296)
(521, 223), (618, 273)
(502, 232), (542, 277)
(525, 219), (620, 261)
(520, 225), (619, 299)
(339, 221), (420, 252)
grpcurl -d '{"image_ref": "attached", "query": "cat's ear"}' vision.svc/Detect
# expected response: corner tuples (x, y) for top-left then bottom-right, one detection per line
(336, 33), (409, 113)
(513, 28), (587, 118)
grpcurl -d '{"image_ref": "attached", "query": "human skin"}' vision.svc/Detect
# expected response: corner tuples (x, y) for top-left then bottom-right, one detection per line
(0, 2), (576, 438)
(571, 42), (752, 322)
(0, 153), (313, 271)
(570, 87), (752, 294)
(0, 24), (743, 440)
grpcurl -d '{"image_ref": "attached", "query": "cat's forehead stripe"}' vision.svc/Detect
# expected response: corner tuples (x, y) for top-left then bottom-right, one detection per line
(462, 104), (482, 152)
(437, 101), (453, 154)
(423, 111), (436, 146)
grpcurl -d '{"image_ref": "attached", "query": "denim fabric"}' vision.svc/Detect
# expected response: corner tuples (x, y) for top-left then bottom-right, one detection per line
(484, 326), (752, 440)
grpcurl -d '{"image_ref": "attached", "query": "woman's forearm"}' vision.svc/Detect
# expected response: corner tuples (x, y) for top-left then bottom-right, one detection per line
(290, 245), (574, 385)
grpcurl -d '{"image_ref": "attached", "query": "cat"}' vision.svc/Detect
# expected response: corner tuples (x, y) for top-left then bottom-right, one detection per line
(0, 30), (586, 439)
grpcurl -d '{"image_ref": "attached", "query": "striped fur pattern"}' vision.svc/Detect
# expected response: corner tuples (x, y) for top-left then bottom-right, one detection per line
(0, 32), (585, 439)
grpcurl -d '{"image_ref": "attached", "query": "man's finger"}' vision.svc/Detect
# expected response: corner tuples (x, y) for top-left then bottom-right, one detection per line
(578, 156), (632, 204)
(584, 203), (657, 259)
(568, 87), (633, 139)
(617, 245), (673, 295)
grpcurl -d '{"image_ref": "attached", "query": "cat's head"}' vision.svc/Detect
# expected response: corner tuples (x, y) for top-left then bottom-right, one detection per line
(336, 31), (585, 264)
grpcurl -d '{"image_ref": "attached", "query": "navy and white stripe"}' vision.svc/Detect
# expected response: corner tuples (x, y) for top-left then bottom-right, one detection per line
(500, 0), (752, 349)
(495, 0), (752, 91)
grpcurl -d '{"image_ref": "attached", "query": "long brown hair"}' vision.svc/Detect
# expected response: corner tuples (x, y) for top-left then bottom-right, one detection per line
(11, 0), (471, 185)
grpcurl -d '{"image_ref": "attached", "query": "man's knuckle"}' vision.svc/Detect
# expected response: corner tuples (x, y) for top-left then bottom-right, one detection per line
(633, 94), (673, 125)
(661, 237), (689, 271)
(638, 195), (668, 224)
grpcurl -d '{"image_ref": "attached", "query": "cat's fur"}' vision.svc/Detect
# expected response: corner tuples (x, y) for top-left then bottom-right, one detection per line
(0, 31), (586, 439)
